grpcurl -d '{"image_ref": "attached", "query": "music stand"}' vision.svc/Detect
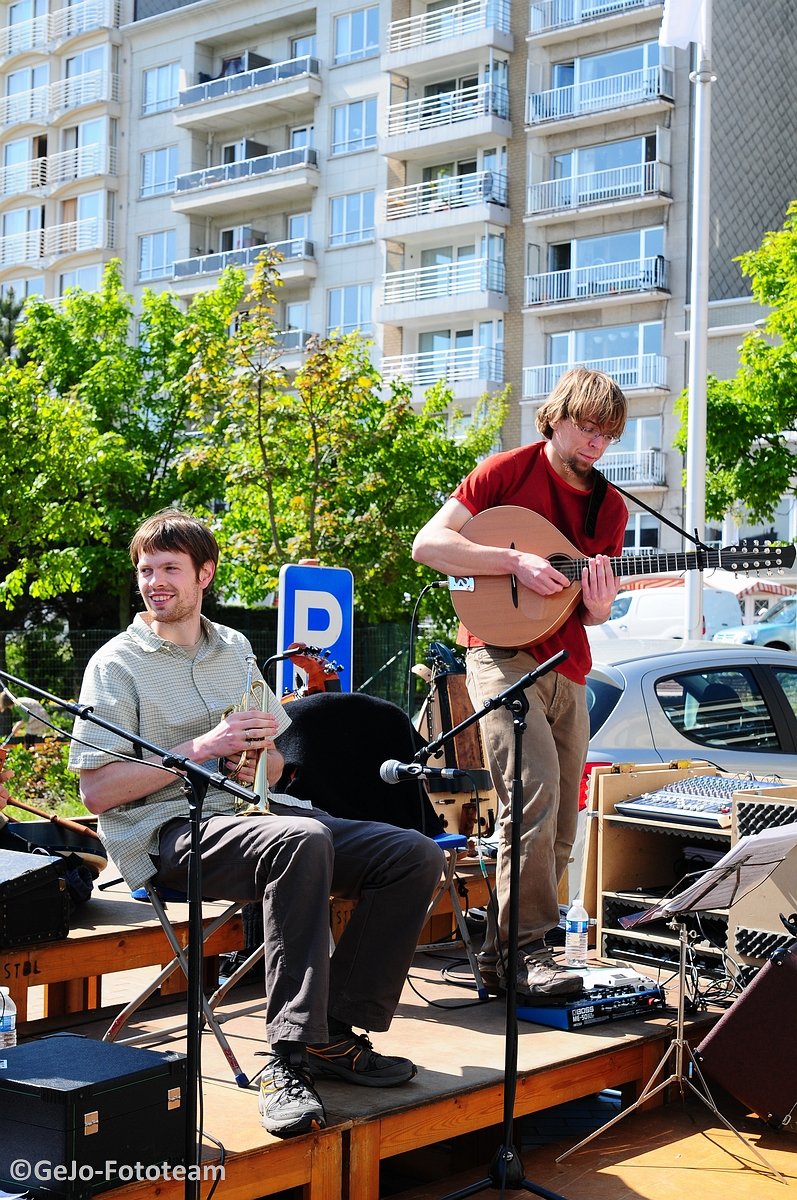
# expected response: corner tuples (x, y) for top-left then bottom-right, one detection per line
(555, 820), (797, 1180)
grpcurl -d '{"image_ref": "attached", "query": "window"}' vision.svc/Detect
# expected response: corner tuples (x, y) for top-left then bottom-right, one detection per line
(140, 146), (178, 197)
(60, 264), (101, 294)
(329, 190), (374, 246)
(334, 7), (379, 64)
(0, 275), (43, 300)
(66, 46), (105, 77)
(331, 98), (377, 154)
(327, 283), (372, 335)
(142, 63), (180, 115)
(653, 669), (780, 753)
(291, 124), (315, 149)
(139, 230), (176, 280)
(288, 212), (312, 241)
(291, 34), (317, 59)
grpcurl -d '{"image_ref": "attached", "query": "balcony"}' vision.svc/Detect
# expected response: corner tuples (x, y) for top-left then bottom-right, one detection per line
(0, 217), (114, 267)
(175, 56), (321, 134)
(600, 447), (666, 487)
(0, 84), (49, 127)
(523, 353), (667, 398)
(527, 65), (673, 128)
(172, 238), (316, 283)
(49, 69), (120, 117)
(379, 170), (508, 239)
(524, 255), (668, 308)
(0, 12), (48, 59)
(528, 0), (662, 39)
(379, 256), (507, 326)
(0, 144), (117, 198)
(527, 160), (670, 221)
(50, 0), (121, 44)
(381, 345), (504, 387)
(383, 82), (510, 159)
(172, 147), (320, 218)
(383, 1), (512, 75)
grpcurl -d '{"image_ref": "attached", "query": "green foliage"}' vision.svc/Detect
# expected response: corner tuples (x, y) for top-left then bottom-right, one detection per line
(187, 257), (507, 621)
(4, 739), (84, 816)
(1, 254), (506, 626)
(675, 201), (797, 524)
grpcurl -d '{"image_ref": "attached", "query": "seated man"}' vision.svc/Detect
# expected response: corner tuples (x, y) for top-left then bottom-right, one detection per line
(68, 509), (445, 1139)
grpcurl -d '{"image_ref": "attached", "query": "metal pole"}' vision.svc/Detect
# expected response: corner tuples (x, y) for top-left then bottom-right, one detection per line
(683, 1), (716, 639)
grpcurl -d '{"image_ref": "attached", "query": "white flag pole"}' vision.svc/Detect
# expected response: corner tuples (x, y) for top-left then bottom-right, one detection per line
(671, 1), (715, 640)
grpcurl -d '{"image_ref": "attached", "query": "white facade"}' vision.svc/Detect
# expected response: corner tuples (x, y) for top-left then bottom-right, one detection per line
(2, 0), (796, 550)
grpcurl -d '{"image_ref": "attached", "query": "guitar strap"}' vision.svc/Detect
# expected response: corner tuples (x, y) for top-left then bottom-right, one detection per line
(584, 469), (608, 539)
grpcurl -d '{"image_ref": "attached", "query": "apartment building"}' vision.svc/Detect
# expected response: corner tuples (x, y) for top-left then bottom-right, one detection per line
(1, 0), (795, 551)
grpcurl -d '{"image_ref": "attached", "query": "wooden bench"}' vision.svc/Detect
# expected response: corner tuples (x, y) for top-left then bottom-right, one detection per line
(2, 881), (243, 1033)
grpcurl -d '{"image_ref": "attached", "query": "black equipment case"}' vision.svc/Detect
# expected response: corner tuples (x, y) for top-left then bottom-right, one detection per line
(696, 942), (797, 1131)
(0, 848), (69, 949)
(0, 1035), (187, 1198)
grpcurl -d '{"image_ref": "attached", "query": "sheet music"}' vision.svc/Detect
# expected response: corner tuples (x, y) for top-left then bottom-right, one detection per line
(631, 820), (797, 922)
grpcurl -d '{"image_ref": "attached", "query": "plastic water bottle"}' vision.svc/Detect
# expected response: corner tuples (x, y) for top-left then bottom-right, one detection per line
(564, 898), (589, 968)
(0, 987), (16, 1048)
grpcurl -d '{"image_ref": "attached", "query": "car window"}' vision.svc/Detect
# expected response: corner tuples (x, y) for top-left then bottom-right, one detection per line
(653, 668), (780, 751)
(761, 597), (797, 625)
(610, 594), (632, 620)
(585, 675), (623, 736)
(771, 667), (797, 720)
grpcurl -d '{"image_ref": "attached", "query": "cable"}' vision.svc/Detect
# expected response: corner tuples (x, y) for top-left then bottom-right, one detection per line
(405, 581), (447, 716)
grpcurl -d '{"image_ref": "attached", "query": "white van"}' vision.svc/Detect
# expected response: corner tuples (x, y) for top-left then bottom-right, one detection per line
(590, 585), (742, 641)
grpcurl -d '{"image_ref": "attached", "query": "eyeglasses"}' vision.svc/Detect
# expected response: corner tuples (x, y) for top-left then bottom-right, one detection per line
(571, 419), (621, 446)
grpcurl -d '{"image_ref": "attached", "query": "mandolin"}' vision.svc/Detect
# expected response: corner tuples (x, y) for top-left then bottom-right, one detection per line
(447, 506), (797, 648)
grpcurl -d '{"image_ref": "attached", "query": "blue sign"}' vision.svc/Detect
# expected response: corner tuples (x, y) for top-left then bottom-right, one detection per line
(276, 564), (354, 696)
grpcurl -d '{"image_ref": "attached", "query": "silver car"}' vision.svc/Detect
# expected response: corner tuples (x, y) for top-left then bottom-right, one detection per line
(712, 595), (797, 652)
(585, 640), (797, 787)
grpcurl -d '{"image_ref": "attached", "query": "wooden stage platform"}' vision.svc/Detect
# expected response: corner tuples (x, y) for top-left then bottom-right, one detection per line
(20, 942), (771, 1200)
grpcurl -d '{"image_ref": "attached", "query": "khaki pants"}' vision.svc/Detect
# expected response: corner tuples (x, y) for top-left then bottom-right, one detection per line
(466, 646), (589, 959)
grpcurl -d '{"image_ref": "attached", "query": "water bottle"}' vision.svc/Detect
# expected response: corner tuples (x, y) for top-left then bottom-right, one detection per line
(0, 987), (16, 1048)
(564, 898), (589, 968)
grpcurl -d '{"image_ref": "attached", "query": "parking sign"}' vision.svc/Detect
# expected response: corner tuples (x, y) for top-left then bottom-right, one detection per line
(276, 563), (354, 696)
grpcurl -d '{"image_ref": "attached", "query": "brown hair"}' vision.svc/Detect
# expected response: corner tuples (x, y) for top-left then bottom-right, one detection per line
(129, 509), (219, 589)
(535, 367), (627, 440)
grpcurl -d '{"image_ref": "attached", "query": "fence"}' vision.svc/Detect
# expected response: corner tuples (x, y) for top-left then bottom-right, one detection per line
(0, 622), (417, 739)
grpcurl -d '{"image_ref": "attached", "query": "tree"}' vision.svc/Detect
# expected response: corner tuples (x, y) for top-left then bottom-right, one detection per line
(0, 288), (24, 361)
(2, 262), (232, 624)
(186, 257), (507, 621)
(675, 201), (797, 525)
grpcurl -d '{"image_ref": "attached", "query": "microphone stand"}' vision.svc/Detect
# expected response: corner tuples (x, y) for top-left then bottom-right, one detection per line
(417, 651), (573, 1200)
(0, 667), (256, 1200)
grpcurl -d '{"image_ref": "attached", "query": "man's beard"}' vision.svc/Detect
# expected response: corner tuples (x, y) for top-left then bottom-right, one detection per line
(560, 454), (595, 484)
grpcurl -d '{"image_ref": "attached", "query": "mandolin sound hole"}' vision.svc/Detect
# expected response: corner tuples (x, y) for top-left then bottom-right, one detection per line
(548, 554), (576, 582)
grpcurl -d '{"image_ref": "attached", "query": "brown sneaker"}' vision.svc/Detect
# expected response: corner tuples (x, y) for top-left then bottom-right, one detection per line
(514, 948), (584, 1001)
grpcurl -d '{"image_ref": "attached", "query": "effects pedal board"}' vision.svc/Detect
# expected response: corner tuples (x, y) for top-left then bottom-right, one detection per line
(516, 968), (666, 1031)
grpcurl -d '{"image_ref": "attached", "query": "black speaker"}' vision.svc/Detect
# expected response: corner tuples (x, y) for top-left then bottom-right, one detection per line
(696, 943), (797, 1131)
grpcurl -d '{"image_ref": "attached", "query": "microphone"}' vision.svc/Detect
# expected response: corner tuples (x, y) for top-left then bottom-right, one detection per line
(379, 759), (469, 785)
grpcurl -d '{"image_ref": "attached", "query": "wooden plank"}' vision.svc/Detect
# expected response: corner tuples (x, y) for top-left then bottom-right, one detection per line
(348, 1122), (382, 1200)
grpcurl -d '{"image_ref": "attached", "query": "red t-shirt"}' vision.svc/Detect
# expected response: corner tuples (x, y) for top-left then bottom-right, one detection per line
(452, 441), (628, 683)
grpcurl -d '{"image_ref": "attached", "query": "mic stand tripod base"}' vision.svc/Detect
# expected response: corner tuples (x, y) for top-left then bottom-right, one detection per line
(554, 921), (785, 1183)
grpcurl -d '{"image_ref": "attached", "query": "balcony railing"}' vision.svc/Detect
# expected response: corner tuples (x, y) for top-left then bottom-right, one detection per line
(0, 228), (44, 267)
(47, 143), (117, 184)
(173, 238), (314, 280)
(383, 257), (506, 304)
(0, 0), (119, 58)
(528, 160), (669, 215)
(527, 65), (672, 124)
(175, 146), (318, 195)
(524, 255), (668, 305)
(384, 170), (507, 221)
(387, 82), (509, 136)
(50, 69), (120, 113)
(44, 216), (114, 256)
(277, 328), (317, 352)
(0, 144), (116, 195)
(381, 345), (504, 386)
(388, 0), (511, 52)
(0, 84), (49, 126)
(178, 55), (320, 108)
(600, 448), (666, 487)
(523, 353), (667, 397)
(529, 0), (661, 35)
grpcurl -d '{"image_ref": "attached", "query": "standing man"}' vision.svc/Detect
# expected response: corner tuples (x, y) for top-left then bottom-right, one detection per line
(69, 509), (444, 1138)
(412, 369), (628, 1000)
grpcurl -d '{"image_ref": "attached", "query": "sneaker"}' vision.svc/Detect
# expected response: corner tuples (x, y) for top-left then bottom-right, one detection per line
(513, 948), (584, 1002)
(307, 1032), (417, 1088)
(259, 1052), (326, 1138)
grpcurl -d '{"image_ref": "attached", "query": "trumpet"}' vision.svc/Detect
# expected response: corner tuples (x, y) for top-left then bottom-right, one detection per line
(223, 654), (270, 811)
